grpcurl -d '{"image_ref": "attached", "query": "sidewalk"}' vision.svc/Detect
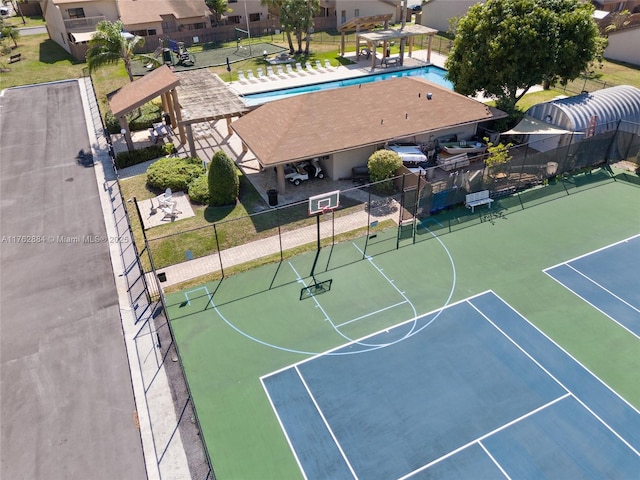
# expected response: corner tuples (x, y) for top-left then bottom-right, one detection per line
(155, 198), (401, 288)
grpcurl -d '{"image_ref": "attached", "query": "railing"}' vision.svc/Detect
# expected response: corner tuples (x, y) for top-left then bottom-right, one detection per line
(64, 15), (105, 29)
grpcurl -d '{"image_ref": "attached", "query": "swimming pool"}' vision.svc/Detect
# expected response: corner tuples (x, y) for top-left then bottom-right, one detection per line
(242, 66), (452, 106)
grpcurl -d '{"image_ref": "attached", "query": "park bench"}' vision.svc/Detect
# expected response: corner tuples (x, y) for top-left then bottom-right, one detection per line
(8, 53), (21, 63)
(381, 56), (400, 67)
(465, 190), (493, 212)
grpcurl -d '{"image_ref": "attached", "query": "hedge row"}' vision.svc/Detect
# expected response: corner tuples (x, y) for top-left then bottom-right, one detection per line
(115, 145), (165, 169)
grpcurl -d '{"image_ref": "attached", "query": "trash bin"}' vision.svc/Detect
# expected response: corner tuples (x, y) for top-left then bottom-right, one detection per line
(158, 272), (167, 282)
(162, 112), (171, 126)
(267, 189), (278, 206)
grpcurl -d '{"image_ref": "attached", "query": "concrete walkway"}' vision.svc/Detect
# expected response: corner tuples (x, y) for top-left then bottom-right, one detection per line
(156, 198), (400, 287)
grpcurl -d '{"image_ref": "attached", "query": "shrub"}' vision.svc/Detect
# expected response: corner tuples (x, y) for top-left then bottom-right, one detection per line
(147, 157), (204, 192)
(104, 102), (162, 134)
(115, 145), (164, 169)
(208, 150), (239, 206)
(188, 173), (209, 205)
(368, 149), (402, 192)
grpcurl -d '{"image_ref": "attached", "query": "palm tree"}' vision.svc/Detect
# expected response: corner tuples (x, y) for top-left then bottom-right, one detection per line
(206, 0), (230, 25)
(261, 0), (295, 54)
(86, 20), (144, 82)
(303, 0), (320, 55)
(0, 19), (20, 49)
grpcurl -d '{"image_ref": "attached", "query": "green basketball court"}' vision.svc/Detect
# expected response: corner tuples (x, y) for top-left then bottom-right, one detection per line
(165, 170), (640, 479)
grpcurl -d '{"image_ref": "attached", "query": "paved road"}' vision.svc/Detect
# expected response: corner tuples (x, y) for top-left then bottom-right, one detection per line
(0, 82), (147, 480)
(18, 25), (47, 36)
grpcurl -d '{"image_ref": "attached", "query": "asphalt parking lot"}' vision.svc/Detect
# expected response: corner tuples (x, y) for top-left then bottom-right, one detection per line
(0, 81), (147, 480)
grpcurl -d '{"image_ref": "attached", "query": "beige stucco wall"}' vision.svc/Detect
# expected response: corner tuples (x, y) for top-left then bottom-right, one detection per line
(329, 145), (380, 180)
(43, 0), (119, 53)
(336, 0), (399, 25)
(227, 0), (269, 20)
(419, 0), (480, 33)
(604, 28), (640, 67)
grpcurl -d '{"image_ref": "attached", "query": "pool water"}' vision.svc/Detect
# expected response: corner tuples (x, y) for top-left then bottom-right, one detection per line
(242, 66), (452, 106)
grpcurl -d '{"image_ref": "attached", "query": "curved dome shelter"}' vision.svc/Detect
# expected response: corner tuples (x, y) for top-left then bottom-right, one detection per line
(504, 85), (640, 158)
(527, 85), (640, 135)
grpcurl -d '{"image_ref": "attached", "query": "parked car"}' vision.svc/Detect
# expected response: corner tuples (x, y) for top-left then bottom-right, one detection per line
(0, 6), (10, 15)
(285, 159), (324, 186)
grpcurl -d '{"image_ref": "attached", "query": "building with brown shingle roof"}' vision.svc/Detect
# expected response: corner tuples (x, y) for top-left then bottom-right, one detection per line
(231, 76), (506, 192)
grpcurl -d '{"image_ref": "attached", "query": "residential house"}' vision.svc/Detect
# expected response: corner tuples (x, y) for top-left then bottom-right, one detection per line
(42, 0), (211, 59)
(591, 0), (640, 13)
(417, 0), (480, 33)
(603, 15), (640, 65)
(222, 0), (268, 25)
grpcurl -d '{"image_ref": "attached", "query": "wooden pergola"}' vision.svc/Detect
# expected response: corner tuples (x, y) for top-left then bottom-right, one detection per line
(357, 24), (439, 68)
(337, 15), (438, 69)
(173, 70), (250, 159)
(337, 14), (393, 57)
(109, 65), (183, 152)
(108, 67), (250, 157)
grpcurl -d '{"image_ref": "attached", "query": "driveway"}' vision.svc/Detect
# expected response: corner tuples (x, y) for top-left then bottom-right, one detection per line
(0, 82), (147, 480)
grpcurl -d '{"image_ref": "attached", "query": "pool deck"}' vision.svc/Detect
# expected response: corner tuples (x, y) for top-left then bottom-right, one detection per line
(228, 49), (445, 96)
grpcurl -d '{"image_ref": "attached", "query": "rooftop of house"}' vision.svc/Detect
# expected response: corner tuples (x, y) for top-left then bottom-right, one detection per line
(231, 76), (506, 167)
(117, 0), (210, 25)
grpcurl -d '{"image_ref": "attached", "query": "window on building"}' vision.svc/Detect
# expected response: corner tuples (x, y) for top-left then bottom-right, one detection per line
(354, 9), (359, 18)
(341, 10), (346, 24)
(148, 29), (156, 36)
(67, 8), (85, 19)
(249, 13), (260, 22)
(228, 0), (237, 3)
(228, 15), (241, 24)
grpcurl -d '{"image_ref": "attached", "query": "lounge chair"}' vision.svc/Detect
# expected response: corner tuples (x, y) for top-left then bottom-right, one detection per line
(285, 64), (296, 76)
(266, 66), (276, 78)
(160, 201), (181, 221)
(257, 67), (266, 80)
(315, 60), (326, 72)
(246, 70), (258, 82)
(276, 65), (285, 76)
(295, 62), (306, 75)
(237, 70), (247, 83)
(324, 59), (334, 70)
(305, 61), (317, 74)
(159, 188), (172, 208)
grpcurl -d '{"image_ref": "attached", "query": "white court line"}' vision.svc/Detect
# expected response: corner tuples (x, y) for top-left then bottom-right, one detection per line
(259, 377), (309, 480)
(261, 296), (474, 378)
(397, 394), (571, 480)
(477, 292), (640, 454)
(565, 263), (640, 315)
(542, 233), (640, 272)
(543, 270), (640, 340)
(336, 300), (409, 328)
(352, 242), (418, 319)
(295, 366), (358, 479)
(486, 291), (640, 415)
(478, 441), (512, 480)
(183, 285), (210, 305)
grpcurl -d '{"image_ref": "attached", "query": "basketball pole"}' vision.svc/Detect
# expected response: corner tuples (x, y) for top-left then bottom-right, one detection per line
(310, 213), (321, 280)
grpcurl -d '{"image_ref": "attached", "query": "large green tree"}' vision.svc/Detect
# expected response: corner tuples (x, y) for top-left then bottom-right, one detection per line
(86, 20), (144, 82)
(208, 150), (239, 206)
(445, 0), (604, 113)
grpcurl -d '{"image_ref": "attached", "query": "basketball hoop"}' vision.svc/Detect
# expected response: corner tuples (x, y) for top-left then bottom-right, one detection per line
(321, 206), (332, 215)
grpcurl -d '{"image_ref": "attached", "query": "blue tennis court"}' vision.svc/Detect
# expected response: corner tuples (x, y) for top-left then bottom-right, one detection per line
(544, 235), (640, 338)
(261, 291), (640, 480)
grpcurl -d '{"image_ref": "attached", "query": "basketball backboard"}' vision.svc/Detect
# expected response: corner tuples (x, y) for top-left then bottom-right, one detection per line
(308, 190), (340, 216)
